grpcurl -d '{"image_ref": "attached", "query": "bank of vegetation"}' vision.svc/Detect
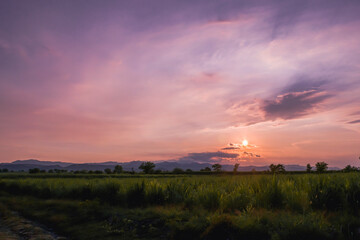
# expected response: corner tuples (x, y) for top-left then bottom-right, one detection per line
(0, 172), (360, 239)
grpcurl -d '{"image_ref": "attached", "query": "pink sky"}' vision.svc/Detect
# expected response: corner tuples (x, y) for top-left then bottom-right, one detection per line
(0, 1), (359, 167)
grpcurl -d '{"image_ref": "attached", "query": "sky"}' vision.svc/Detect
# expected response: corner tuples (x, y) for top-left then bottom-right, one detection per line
(0, 0), (359, 167)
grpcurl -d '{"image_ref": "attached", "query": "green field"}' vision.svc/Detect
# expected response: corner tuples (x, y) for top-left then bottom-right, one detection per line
(1, 173), (360, 239)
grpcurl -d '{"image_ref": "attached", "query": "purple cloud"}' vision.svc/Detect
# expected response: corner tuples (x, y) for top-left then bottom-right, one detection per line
(178, 151), (239, 163)
(261, 89), (332, 120)
(348, 119), (360, 124)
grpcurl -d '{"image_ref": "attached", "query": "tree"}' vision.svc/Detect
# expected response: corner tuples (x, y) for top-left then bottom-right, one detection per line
(29, 168), (41, 174)
(172, 168), (184, 174)
(343, 165), (358, 172)
(269, 164), (285, 174)
(306, 164), (312, 173)
(278, 164), (285, 172)
(315, 162), (328, 173)
(200, 167), (211, 172)
(269, 164), (275, 173)
(233, 163), (240, 173)
(104, 168), (112, 174)
(212, 163), (222, 172)
(139, 162), (155, 174)
(113, 165), (123, 174)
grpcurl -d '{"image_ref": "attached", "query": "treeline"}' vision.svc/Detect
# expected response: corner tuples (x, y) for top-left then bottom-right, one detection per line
(0, 161), (359, 175)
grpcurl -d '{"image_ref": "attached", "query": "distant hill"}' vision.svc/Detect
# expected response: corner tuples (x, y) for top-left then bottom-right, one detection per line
(0, 159), (340, 172)
(12, 159), (73, 167)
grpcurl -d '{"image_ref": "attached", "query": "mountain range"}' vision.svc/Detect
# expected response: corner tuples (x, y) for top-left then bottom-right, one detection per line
(0, 159), (340, 172)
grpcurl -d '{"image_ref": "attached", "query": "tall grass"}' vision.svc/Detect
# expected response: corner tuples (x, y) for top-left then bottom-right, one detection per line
(1, 173), (360, 214)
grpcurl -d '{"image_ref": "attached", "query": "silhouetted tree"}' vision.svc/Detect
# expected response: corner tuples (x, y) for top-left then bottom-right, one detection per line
(29, 168), (40, 174)
(172, 168), (184, 174)
(233, 163), (240, 173)
(212, 164), (222, 172)
(104, 168), (112, 174)
(306, 164), (312, 173)
(200, 167), (211, 172)
(343, 165), (358, 172)
(315, 162), (328, 173)
(52, 169), (67, 173)
(139, 162), (155, 174)
(269, 164), (285, 174)
(186, 169), (193, 173)
(113, 165), (123, 174)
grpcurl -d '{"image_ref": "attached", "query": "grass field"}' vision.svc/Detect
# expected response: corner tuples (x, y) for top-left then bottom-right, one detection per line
(1, 173), (360, 239)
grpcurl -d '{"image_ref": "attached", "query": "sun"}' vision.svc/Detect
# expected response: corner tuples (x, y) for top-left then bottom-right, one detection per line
(242, 139), (248, 146)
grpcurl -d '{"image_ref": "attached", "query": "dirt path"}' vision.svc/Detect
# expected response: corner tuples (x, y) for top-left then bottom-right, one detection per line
(0, 206), (66, 240)
(0, 225), (19, 240)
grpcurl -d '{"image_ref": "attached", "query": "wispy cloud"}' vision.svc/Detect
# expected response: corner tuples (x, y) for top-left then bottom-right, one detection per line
(221, 142), (242, 150)
(227, 77), (334, 125)
(348, 119), (360, 124)
(178, 151), (239, 163)
(261, 89), (332, 120)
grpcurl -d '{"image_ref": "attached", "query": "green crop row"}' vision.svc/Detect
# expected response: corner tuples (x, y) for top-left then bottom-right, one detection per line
(1, 173), (360, 214)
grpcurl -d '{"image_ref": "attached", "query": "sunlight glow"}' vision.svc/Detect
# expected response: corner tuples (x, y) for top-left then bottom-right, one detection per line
(242, 139), (248, 146)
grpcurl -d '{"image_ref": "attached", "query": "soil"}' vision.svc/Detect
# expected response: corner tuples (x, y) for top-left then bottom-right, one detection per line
(0, 209), (66, 240)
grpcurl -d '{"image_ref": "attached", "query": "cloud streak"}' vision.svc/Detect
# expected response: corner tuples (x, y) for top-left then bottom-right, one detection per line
(261, 89), (332, 120)
(348, 119), (360, 124)
(178, 151), (239, 163)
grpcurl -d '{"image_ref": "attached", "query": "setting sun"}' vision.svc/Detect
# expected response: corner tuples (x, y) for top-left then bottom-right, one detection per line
(1, 1), (360, 238)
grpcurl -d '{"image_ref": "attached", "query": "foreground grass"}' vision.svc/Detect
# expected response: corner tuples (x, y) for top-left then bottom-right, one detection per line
(0, 201), (64, 240)
(1, 173), (360, 239)
(2, 194), (357, 240)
